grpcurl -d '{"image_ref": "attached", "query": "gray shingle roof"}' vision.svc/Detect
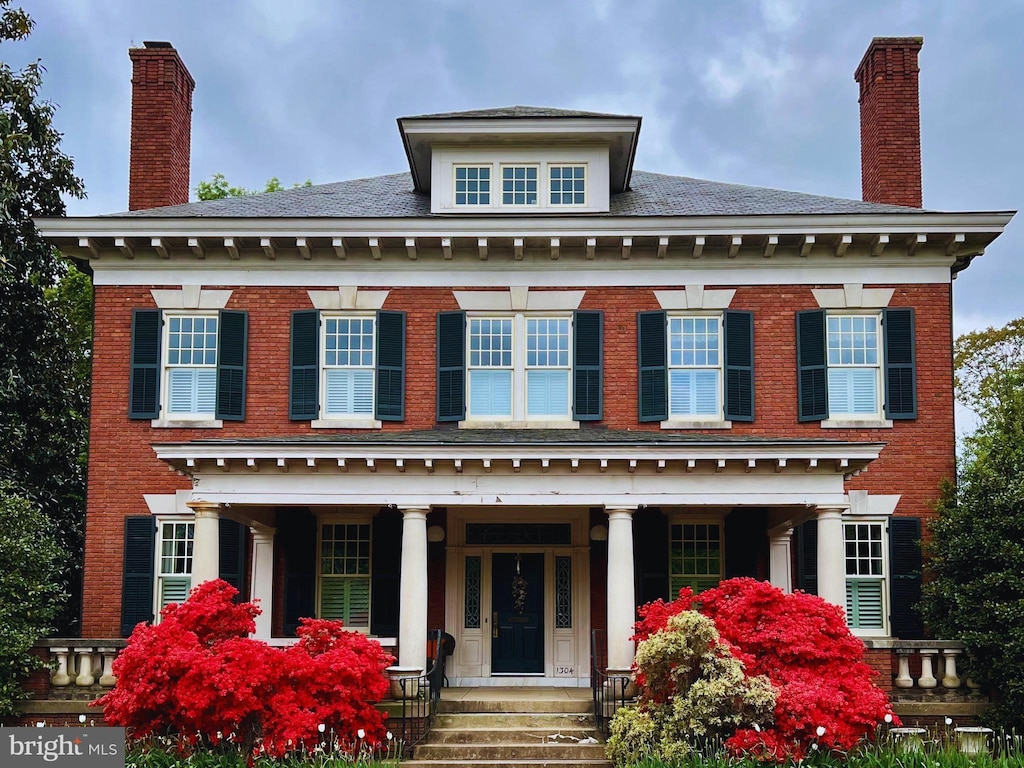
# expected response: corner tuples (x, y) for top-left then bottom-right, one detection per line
(108, 170), (924, 219)
(400, 105), (638, 120)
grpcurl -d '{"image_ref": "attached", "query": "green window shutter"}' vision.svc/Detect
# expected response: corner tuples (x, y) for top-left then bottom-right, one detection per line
(637, 310), (667, 422)
(795, 519), (818, 595)
(321, 578), (371, 627)
(375, 310), (406, 421)
(847, 580), (884, 630)
(216, 310), (248, 421)
(129, 309), (161, 419)
(289, 310), (319, 420)
(796, 309), (828, 422)
(160, 577), (191, 608)
(437, 311), (466, 422)
(572, 310), (603, 421)
(883, 308), (917, 419)
(218, 518), (248, 600)
(723, 309), (755, 422)
(121, 516), (156, 635)
(889, 517), (923, 638)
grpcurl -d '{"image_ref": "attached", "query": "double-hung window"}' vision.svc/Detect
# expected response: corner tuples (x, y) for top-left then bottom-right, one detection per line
(638, 310), (753, 424)
(289, 310), (406, 423)
(157, 520), (193, 609)
(797, 307), (916, 423)
(319, 522), (371, 629)
(845, 522), (886, 633)
(670, 522), (723, 595)
(129, 309), (248, 423)
(437, 311), (602, 424)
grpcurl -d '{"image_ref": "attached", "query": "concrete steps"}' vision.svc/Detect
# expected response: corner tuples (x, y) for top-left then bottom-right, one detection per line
(401, 688), (611, 768)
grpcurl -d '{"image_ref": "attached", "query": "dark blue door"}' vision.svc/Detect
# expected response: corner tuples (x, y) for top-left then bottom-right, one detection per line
(491, 553), (544, 674)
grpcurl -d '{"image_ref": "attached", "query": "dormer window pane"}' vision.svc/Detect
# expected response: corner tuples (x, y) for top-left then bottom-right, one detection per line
(550, 164), (586, 205)
(501, 166), (538, 205)
(454, 165), (491, 206)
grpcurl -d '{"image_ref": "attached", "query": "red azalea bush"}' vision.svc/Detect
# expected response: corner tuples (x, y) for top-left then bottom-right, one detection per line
(96, 580), (394, 758)
(634, 577), (898, 761)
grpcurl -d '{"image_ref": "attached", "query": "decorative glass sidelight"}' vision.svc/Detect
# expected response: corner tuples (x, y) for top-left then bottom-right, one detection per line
(464, 556), (481, 629)
(555, 555), (572, 628)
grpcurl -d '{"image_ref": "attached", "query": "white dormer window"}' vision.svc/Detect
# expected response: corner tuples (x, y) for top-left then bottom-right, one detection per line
(454, 166), (491, 206)
(501, 165), (539, 206)
(550, 165), (586, 206)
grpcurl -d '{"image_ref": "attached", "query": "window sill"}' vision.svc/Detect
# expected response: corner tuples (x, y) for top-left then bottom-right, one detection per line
(311, 418), (382, 430)
(821, 418), (893, 429)
(458, 419), (580, 430)
(660, 419), (732, 430)
(151, 418), (223, 429)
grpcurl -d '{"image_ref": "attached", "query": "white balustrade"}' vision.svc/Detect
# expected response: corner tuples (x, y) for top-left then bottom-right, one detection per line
(46, 643), (122, 690)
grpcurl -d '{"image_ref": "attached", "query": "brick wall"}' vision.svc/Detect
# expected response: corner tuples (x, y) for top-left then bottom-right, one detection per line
(84, 282), (953, 635)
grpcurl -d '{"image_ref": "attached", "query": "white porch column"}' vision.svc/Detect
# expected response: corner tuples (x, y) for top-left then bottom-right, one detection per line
(250, 526), (276, 639)
(606, 507), (637, 672)
(188, 501), (221, 586)
(398, 507), (429, 670)
(768, 526), (794, 593)
(816, 506), (847, 610)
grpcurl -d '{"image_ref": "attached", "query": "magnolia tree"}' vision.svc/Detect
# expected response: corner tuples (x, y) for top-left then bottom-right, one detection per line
(610, 578), (897, 764)
(97, 580), (394, 759)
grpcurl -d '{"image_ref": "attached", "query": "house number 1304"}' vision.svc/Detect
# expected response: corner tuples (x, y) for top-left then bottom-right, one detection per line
(555, 666), (574, 675)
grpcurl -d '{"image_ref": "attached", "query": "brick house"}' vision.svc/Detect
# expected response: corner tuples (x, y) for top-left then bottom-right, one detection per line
(36, 37), (1013, 690)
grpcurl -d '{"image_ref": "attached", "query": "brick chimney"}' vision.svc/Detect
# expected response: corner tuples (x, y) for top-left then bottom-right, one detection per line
(854, 37), (923, 208)
(128, 42), (195, 210)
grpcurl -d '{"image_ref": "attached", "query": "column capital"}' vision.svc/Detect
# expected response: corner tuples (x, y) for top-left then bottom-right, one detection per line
(768, 525), (794, 540)
(815, 505), (849, 519)
(397, 506), (430, 520)
(605, 506), (637, 519)
(186, 500), (222, 518)
(250, 526), (276, 545)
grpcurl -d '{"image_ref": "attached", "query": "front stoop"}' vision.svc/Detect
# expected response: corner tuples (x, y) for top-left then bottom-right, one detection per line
(402, 688), (611, 768)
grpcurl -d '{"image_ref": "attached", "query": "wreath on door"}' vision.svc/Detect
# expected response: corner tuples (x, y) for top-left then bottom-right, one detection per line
(512, 553), (528, 613)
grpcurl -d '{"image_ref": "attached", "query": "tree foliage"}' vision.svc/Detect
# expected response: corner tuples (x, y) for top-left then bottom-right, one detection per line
(923, 335), (1024, 729)
(0, 1), (89, 633)
(0, 483), (63, 716)
(954, 317), (1024, 417)
(195, 173), (311, 201)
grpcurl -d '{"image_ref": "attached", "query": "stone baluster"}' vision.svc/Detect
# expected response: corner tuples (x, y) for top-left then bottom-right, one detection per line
(97, 648), (118, 687)
(50, 647), (71, 687)
(917, 648), (938, 689)
(941, 648), (962, 689)
(74, 647), (96, 686)
(894, 648), (914, 688)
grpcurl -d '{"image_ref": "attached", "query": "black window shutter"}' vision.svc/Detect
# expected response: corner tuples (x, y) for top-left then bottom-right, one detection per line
(280, 507), (317, 636)
(795, 519), (818, 595)
(370, 508), (403, 637)
(129, 309), (161, 419)
(890, 517), (924, 638)
(573, 310), (603, 421)
(437, 311), (466, 422)
(218, 518), (249, 601)
(796, 309), (828, 422)
(724, 509), (766, 578)
(375, 310), (406, 421)
(289, 310), (319, 420)
(637, 310), (667, 422)
(884, 308), (917, 419)
(121, 516), (156, 635)
(216, 310), (248, 421)
(634, 508), (669, 605)
(723, 310), (755, 422)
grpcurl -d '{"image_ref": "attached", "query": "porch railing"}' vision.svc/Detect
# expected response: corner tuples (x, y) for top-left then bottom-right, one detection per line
(591, 629), (632, 737)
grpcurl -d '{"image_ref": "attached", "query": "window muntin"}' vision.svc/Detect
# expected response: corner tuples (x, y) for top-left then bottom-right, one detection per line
(845, 522), (886, 631)
(322, 316), (375, 417)
(549, 164), (586, 206)
(827, 315), (881, 417)
(467, 314), (571, 420)
(501, 165), (539, 206)
(668, 316), (722, 418)
(670, 522), (723, 595)
(454, 165), (491, 206)
(157, 521), (194, 609)
(164, 314), (217, 417)
(319, 522), (371, 628)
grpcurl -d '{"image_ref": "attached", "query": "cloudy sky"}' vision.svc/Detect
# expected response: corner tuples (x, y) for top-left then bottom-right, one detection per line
(8, 0), (1022, 333)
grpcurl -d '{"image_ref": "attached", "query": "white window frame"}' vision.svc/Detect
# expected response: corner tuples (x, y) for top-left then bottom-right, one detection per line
(452, 164), (493, 207)
(548, 163), (587, 207)
(317, 517), (372, 632)
(669, 517), (725, 597)
(160, 311), (218, 422)
(318, 313), (377, 422)
(666, 313), (724, 422)
(825, 311), (884, 421)
(153, 517), (194, 621)
(499, 164), (540, 207)
(464, 312), (573, 424)
(844, 519), (889, 636)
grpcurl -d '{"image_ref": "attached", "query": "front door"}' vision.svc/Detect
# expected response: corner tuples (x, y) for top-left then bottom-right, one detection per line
(491, 553), (544, 674)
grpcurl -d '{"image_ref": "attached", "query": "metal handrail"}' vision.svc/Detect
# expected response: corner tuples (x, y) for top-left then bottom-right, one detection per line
(591, 629), (631, 737)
